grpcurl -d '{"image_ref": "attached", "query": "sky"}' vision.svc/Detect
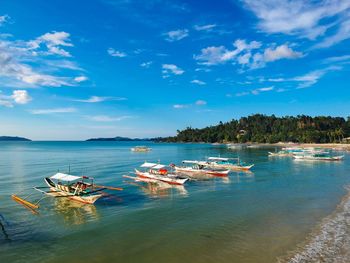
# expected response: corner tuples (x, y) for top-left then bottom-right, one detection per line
(0, 0), (350, 140)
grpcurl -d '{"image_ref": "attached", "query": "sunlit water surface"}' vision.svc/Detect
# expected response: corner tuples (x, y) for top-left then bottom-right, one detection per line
(0, 142), (349, 263)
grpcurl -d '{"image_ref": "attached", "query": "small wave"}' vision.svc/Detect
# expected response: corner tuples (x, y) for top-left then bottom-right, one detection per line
(280, 186), (350, 263)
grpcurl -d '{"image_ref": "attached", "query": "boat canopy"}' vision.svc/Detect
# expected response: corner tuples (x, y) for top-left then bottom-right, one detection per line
(50, 173), (81, 182)
(141, 162), (166, 169)
(182, 160), (201, 164)
(208, 157), (234, 161)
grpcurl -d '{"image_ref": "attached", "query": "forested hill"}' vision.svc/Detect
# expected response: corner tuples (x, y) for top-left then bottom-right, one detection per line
(160, 114), (350, 143)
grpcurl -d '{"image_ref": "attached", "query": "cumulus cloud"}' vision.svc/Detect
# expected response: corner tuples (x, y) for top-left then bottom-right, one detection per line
(194, 39), (261, 66)
(263, 44), (303, 62)
(163, 29), (189, 42)
(0, 90), (31, 107)
(11, 90), (32, 104)
(107, 48), (127, 57)
(194, 40), (302, 69)
(73, 96), (127, 103)
(191, 79), (206, 85)
(242, 0), (350, 47)
(30, 107), (76, 114)
(162, 64), (184, 77)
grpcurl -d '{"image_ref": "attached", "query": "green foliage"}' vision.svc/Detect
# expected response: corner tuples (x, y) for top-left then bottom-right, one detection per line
(161, 114), (349, 143)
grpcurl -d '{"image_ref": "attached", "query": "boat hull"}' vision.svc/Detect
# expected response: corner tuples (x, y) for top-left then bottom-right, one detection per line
(174, 167), (229, 177)
(135, 170), (188, 185)
(44, 178), (102, 204)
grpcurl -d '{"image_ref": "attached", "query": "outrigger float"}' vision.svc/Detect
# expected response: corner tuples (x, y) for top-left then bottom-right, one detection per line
(12, 172), (123, 212)
(173, 160), (230, 177)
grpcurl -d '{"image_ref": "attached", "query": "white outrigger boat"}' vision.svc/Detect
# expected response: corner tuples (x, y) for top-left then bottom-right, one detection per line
(293, 152), (344, 161)
(131, 146), (152, 152)
(173, 160), (230, 177)
(200, 157), (254, 171)
(12, 172), (123, 211)
(268, 150), (293, 157)
(134, 162), (188, 185)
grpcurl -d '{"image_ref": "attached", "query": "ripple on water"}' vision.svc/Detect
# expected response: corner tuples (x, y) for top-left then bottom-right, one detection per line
(280, 186), (350, 263)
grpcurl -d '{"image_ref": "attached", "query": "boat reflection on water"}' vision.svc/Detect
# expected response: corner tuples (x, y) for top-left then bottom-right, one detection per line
(0, 214), (11, 242)
(125, 178), (188, 198)
(52, 198), (99, 225)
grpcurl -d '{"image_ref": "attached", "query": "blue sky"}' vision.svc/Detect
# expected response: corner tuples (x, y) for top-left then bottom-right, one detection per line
(0, 0), (350, 140)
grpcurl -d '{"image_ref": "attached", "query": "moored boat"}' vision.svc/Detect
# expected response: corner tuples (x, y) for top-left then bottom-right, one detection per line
(135, 162), (188, 185)
(293, 152), (344, 161)
(131, 146), (152, 152)
(173, 160), (230, 177)
(200, 157), (254, 171)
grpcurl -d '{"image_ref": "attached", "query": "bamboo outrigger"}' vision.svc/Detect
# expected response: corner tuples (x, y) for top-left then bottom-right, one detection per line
(12, 172), (123, 212)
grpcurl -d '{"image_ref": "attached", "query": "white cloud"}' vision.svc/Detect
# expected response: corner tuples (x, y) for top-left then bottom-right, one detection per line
(195, 100), (207, 105)
(236, 91), (250, 97)
(0, 15), (10, 26)
(88, 115), (132, 122)
(29, 31), (73, 57)
(163, 29), (189, 42)
(193, 24), (216, 31)
(173, 104), (188, 109)
(73, 96), (127, 103)
(264, 66), (342, 88)
(263, 44), (303, 62)
(194, 40), (301, 69)
(315, 19), (350, 48)
(162, 64), (184, 77)
(140, 61), (153, 68)
(191, 79), (206, 85)
(242, 0), (350, 41)
(194, 39), (261, 65)
(0, 30), (84, 88)
(11, 90), (32, 104)
(252, 86), (274, 95)
(74, 76), (88, 83)
(324, 55), (350, 63)
(30, 107), (76, 114)
(107, 48), (127, 57)
(0, 90), (32, 107)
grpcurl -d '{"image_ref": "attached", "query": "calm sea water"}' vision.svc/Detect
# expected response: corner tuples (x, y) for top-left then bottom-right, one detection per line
(0, 142), (349, 263)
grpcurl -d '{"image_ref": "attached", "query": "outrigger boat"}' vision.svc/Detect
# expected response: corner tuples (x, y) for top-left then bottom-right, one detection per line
(268, 150), (293, 157)
(12, 172), (123, 211)
(173, 160), (230, 177)
(131, 146), (152, 152)
(200, 157), (254, 171)
(134, 162), (188, 185)
(293, 152), (344, 161)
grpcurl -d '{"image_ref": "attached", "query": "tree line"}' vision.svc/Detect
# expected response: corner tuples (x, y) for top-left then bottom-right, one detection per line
(159, 114), (350, 143)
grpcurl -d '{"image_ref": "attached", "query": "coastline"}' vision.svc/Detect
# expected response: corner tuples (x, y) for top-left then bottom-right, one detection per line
(279, 187), (350, 263)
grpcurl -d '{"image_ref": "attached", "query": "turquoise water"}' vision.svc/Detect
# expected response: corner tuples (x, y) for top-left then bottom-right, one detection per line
(0, 142), (349, 263)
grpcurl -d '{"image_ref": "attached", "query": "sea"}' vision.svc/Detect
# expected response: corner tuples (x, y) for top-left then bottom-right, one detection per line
(0, 141), (349, 263)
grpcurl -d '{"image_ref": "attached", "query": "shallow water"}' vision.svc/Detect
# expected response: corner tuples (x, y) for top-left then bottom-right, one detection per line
(0, 142), (349, 263)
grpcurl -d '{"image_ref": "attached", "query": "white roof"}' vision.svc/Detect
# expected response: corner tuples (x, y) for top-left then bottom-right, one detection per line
(182, 160), (201, 164)
(141, 162), (158, 168)
(140, 162), (165, 169)
(50, 173), (81, 182)
(208, 157), (229, 161)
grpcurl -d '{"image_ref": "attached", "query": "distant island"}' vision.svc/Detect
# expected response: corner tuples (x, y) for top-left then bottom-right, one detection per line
(160, 114), (350, 144)
(0, 136), (31, 141)
(86, 136), (154, 142)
